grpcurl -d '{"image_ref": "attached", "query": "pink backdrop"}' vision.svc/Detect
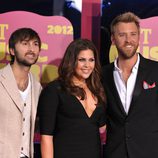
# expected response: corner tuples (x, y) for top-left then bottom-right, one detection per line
(0, 11), (73, 84)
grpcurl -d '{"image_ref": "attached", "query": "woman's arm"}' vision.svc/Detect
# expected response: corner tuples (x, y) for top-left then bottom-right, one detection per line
(41, 135), (54, 158)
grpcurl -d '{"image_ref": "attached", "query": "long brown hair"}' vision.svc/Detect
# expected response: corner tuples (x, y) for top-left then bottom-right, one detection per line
(58, 38), (106, 104)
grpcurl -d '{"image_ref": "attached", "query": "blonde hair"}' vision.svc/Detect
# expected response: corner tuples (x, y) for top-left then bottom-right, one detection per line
(110, 12), (140, 34)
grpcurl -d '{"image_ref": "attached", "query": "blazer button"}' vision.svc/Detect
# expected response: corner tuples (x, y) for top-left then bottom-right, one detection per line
(126, 135), (131, 140)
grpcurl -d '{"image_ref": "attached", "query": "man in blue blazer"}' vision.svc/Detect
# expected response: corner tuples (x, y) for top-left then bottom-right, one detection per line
(102, 12), (158, 158)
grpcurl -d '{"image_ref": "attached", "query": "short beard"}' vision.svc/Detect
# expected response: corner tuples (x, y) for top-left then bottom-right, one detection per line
(16, 56), (38, 67)
(117, 46), (138, 60)
(14, 50), (38, 67)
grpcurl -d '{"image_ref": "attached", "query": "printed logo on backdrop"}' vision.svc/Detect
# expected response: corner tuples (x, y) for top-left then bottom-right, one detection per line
(109, 17), (158, 62)
(0, 11), (73, 84)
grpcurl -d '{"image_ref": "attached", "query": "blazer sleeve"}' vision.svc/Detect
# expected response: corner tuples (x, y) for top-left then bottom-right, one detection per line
(98, 105), (107, 127)
(38, 81), (59, 136)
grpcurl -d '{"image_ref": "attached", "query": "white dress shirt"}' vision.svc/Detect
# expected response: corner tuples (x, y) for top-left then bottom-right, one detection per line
(113, 54), (140, 114)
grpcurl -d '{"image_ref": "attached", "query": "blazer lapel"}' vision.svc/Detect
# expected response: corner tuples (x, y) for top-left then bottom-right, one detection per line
(30, 73), (41, 126)
(105, 64), (127, 116)
(29, 73), (41, 146)
(30, 73), (37, 124)
(129, 54), (148, 113)
(0, 64), (23, 112)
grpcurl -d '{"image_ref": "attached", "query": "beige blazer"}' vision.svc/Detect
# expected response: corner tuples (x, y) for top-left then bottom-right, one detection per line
(0, 64), (42, 158)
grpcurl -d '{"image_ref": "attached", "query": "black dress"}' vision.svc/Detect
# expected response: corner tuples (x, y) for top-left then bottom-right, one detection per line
(38, 80), (106, 158)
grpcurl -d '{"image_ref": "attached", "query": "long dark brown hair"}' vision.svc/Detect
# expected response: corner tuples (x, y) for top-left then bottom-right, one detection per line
(58, 38), (106, 105)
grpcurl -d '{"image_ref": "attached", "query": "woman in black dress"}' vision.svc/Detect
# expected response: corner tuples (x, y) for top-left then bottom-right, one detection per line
(38, 39), (106, 158)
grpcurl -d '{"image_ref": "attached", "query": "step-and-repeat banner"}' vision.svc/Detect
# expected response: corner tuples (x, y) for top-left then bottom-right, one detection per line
(0, 11), (73, 84)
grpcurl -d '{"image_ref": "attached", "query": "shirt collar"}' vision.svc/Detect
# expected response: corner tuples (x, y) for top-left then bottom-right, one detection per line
(114, 53), (140, 73)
